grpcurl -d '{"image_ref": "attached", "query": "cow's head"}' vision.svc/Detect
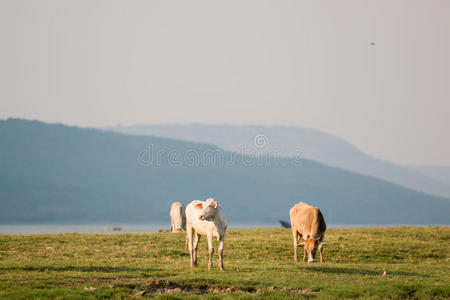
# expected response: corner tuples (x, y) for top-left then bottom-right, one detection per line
(198, 198), (219, 221)
(299, 239), (323, 263)
(174, 226), (184, 232)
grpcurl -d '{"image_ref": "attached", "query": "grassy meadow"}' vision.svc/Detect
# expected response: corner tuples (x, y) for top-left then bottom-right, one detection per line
(0, 227), (449, 299)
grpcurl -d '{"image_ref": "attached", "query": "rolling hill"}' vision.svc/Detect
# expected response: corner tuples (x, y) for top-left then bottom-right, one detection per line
(409, 165), (450, 187)
(109, 124), (450, 199)
(1, 118), (449, 225)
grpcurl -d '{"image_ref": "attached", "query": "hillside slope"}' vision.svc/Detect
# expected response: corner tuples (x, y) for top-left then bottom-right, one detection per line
(110, 124), (450, 199)
(409, 165), (450, 186)
(1, 119), (449, 225)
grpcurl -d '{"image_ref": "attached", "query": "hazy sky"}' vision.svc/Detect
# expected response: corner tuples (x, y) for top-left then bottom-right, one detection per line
(0, 0), (449, 165)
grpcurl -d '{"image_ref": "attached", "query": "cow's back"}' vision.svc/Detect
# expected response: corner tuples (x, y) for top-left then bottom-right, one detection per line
(171, 202), (183, 218)
(290, 202), (326, 240)
(186, 200), (222, 237)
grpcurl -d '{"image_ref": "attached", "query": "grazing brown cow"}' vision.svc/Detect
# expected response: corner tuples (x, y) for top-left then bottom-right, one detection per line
(289, 202), (326, 263)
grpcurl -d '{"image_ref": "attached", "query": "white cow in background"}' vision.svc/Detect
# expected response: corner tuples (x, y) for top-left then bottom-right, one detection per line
(185, 198), (227, 270)
(170, 202), (186, 232)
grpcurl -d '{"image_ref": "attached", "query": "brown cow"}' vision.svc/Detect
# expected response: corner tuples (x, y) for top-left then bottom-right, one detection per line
(289, 202), (326, 263)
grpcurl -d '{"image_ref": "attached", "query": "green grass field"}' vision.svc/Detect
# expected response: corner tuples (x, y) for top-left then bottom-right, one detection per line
(0, 227), (449, 299)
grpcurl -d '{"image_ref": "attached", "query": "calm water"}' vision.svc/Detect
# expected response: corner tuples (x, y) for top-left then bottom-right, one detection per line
(0, 223), (279, 235)
(0, 223), (433, 235)
(0, 224), (168, 235)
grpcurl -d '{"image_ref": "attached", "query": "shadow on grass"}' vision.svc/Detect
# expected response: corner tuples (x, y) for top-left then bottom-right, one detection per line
(0, 265), (161, 273)
(304, 266), (429, 277)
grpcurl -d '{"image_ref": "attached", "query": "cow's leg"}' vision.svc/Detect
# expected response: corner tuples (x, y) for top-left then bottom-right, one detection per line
(207, 234), (214, 270)
(291, 228), (298, 262)
(303, 245), (307, 262)
(298, 232), (307, 262)
(319, 243), (324, 263)
(218, 235), (225, 271)
(187, 225), (195, 268)
(193, 232), (200, 265)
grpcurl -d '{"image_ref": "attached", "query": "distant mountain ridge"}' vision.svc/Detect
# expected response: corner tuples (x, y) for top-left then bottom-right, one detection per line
(109, 124), (450, 199)
(1, 118), (449, 225)
(409, 165), (450, 187)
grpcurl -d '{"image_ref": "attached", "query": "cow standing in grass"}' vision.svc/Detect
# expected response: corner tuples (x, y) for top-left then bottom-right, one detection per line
(170, 202), (186, 232)
(185, 198), (227, 270)
(290, 202), (326, 263)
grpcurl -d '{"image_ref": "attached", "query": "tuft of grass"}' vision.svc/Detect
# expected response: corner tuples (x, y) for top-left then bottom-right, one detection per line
(0, 227), (449, 299)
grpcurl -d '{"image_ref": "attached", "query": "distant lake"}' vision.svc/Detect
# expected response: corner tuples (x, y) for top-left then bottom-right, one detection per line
(0, 223), (442, 235)
(0, 223), (279, 235)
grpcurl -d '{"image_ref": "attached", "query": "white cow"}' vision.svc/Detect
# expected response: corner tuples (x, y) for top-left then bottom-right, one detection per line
(170, 202), (186, 232)
(185, 198), (227, 270)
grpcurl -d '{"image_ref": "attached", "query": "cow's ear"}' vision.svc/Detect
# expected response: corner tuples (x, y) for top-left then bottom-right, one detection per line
(196, 203), (203, 209)
(210, 200), (218, 208)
